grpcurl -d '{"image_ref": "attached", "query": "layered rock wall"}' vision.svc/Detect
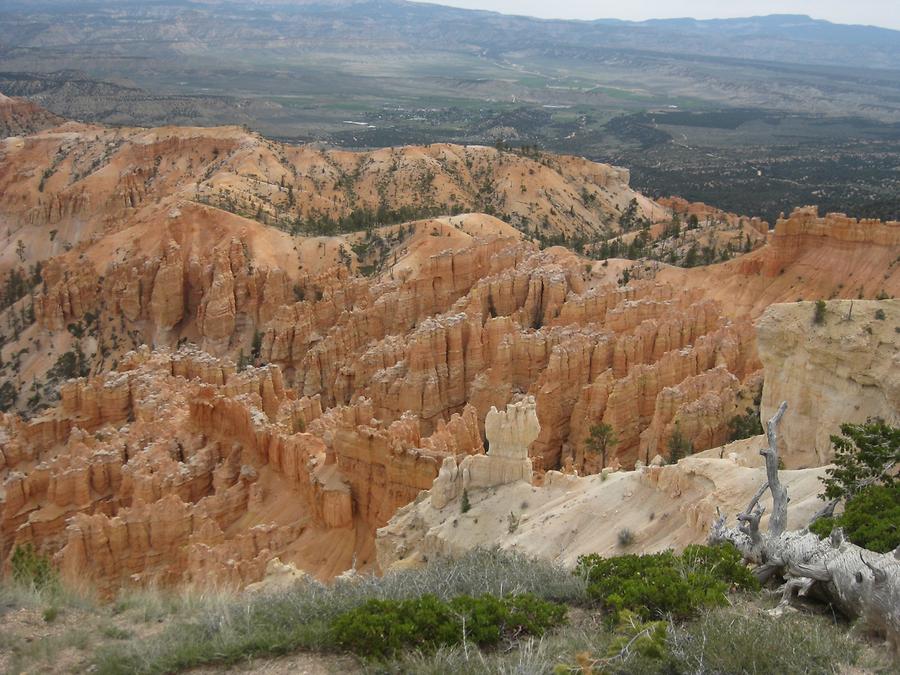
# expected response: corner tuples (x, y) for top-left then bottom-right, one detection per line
(756, 299), (900, 467)
(763, 207), (900, 277)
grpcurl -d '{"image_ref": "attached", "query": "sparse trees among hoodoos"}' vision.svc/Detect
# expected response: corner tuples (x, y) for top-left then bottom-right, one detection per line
(585, 423), (617, 469)
(667, 424), (693, 463)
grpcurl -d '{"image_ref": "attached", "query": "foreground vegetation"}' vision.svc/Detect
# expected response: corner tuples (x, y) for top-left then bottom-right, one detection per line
(810, 419), (900, 553)
(0, 547), (893, 674)
(2, 422), (896, 672)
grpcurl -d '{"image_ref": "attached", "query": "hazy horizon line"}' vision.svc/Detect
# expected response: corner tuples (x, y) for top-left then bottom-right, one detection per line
(410, 1), (900, 32)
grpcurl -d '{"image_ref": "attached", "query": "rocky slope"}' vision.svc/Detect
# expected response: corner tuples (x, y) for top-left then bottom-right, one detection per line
(0, 346), (484, 593)
(0, 119), (664, 414)
(0, 94), (63, 139)
(376, 298), (896, 570)
(0, 228), (768, 590)
(377, 439), (830, 571)
(0, 121), (656, 261)
(0, 116), (897, 593)
(657, 206), (900, 316)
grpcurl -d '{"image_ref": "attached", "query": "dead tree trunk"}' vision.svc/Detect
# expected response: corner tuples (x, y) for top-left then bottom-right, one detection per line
(709, 401), (900, 658)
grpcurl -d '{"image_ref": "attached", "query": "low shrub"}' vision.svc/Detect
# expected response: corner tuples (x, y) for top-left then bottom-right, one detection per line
(555, 605), (870, 675)
(575, 543), (758, 622)
(820, 419), (899, 501)
(810, 483), (900, 553)
(330, 593), (566, 658)
(616, 528), (634, 547)
(604, 609), (668, 660)
(10, 544), (57, 590)
(813, 299), (827, 324)
(728, 406), (763, 441)
(667, 606), (865, 674)
(93, 549), (585, 673)
(667, 426), (693, 463)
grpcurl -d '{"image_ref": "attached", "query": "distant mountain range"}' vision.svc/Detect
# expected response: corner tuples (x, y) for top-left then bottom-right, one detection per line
(2, 0), (899, 224)
(1, 2), (898, 70)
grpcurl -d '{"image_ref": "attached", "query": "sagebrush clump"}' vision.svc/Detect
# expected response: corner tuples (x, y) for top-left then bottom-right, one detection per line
(91, 549), (586, 673)
(813, 299), (827, 324)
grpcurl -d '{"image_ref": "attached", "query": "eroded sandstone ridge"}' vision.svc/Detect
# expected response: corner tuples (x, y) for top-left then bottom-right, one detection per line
(375, 298), (897, 571)
(1, 227), (772, 590)
(0, 94), (63, 139)
(1, 114), (897, 592)
(658, 206), (900, 316)
(0, 346), (484, 593)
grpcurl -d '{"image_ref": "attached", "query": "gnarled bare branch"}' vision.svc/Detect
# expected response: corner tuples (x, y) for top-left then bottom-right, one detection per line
(707, 401), (900, 657)
(807, 497), (839, 527)
(762, 401), (789, 536)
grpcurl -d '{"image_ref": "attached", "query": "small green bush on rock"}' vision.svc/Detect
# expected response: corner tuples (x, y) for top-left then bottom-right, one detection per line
(575, 544), (758, 622)
(605, 609), (668, 660)
(329, 593), (566, 658)
(728, 406), (763, 441)
(460, 488), (471, 513)
(42, 605), (59, 623)
(813, 299), (827, 324)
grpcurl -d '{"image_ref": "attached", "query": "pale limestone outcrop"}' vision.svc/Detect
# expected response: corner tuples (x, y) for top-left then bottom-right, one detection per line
(483, 396), (540, 459)
(430, 397), (537, 509)
(756, 299), (900, 467)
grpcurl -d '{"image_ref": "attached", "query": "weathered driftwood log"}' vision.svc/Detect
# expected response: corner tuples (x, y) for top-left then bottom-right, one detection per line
(709, 401), (900, 657)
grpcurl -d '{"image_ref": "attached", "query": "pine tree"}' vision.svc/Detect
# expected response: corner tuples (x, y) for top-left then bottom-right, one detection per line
(585, 423), (618, 469)
(460, 489), (471, 513)
(667, 425), (693, 464)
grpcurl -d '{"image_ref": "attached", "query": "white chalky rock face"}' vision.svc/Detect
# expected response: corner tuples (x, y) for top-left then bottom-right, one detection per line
(756, 299), (899, 467)
(484, 397), (540, 459)
(429, 397), (539, 509)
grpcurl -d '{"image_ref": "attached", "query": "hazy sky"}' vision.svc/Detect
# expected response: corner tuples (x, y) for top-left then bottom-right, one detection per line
(415, 1), (900, 31)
